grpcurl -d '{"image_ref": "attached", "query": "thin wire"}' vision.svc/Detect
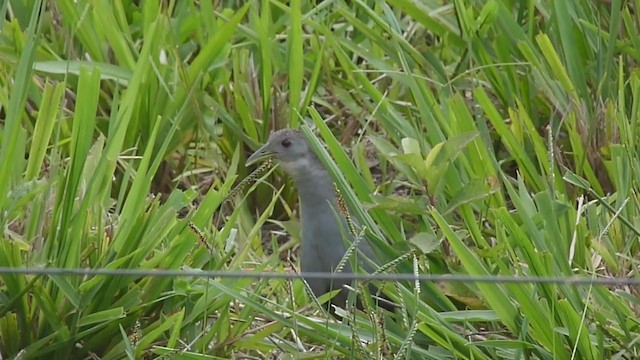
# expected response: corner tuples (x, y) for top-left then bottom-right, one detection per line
(2, 267), (639, 286)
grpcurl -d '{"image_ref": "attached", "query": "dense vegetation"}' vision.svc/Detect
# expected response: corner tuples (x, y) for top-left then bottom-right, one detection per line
(1, 0), (639, 359)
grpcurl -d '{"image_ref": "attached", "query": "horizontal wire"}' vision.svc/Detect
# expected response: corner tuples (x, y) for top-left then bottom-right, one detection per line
(0, 267), (638, 286)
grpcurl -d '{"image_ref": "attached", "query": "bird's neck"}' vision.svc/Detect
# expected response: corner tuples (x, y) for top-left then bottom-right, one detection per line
(291, 164), (338, 207)
(293, 160), (350, 258)
(281, 154), (342, 222)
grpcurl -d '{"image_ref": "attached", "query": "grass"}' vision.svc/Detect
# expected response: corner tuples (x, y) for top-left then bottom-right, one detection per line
(0, 0), (639, 358)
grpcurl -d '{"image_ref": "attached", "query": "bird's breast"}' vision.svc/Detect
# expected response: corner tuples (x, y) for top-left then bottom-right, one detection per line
(299, 201), (351, 273)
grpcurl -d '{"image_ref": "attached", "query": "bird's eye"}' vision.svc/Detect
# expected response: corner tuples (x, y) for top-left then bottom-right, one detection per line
(281, 139), (291, 148)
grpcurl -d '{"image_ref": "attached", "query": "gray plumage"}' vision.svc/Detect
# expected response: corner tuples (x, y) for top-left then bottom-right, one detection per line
(246, 129), (392, 312)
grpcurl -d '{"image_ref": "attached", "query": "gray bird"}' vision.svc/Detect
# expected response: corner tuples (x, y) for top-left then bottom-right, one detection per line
(246, 129), (394, 314)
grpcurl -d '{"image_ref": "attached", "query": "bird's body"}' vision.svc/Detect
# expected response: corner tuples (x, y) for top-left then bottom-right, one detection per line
(293, 158), (364, 306)
(246, 129), (390, 312)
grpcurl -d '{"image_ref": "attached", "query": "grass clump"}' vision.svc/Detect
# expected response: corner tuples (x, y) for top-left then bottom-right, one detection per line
(0, 0), (638, 359)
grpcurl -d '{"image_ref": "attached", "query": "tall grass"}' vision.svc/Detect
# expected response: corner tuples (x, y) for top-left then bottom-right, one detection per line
(0, 0), (638, 359)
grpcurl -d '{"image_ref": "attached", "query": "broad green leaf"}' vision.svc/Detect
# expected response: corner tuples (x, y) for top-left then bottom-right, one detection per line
(409, 232), (442, 254)
(78, 308), (126, 327)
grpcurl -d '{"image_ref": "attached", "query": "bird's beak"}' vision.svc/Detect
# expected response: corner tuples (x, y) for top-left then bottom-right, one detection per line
(246, 142), (275, 166)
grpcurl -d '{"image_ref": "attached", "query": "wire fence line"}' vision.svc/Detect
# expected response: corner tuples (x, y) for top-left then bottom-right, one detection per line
(0, 267), (638, 286)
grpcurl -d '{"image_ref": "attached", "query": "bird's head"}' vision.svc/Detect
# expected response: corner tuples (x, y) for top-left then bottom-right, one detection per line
(246, 129), (319, 175)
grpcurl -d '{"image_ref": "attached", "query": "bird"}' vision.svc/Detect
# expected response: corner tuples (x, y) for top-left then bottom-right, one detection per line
(246, 128), (395, 315)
